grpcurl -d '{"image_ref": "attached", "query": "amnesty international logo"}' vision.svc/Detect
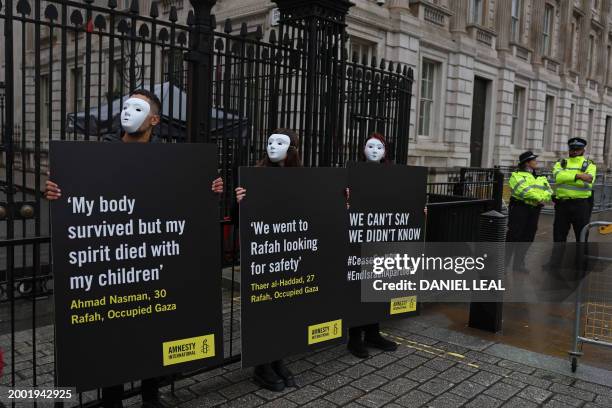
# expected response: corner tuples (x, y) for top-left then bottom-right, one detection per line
(390, 296), (417, 315)
(162, 334), (215, 366)
(307, 319), (342, 345)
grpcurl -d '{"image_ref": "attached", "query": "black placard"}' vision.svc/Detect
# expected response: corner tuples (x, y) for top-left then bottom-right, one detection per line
(346, 163), (427, 327)
(239, 167), (348, 367)
(51, 141), (223, 391)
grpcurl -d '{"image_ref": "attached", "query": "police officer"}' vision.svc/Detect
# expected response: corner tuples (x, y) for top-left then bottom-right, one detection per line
(506, 151), (552, 273)
(552, 137), (596, 243)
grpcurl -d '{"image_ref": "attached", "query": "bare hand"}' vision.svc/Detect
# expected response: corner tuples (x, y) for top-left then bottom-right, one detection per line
(575, 173), (593, 183)
(235, 187), (247, 203)
(345, 188), (350, 210)
(424, 206), (428, 216)
(212, 177), (223, 194)
(45, 172), (61, 200)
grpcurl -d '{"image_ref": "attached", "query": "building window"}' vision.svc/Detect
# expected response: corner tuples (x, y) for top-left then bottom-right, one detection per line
(542, 5), (554, 56)
(470, 0), (484, 25)
(70, 67), (84, 112)
(418, 59), (438, 137)
(570, 103), (576, 139)
(349, 37), (377, 65)
(163, 49), (186, 87)
(588, 108), (595, 138)
(41, 74), (50, 130)
(543, 95), (555, 149)
(607, 45), (612, 84)
(511, 0), (521, 42)
(588, 35), (596, 77)
(511, 87), (525, 146)
(592, 0), (599, 11)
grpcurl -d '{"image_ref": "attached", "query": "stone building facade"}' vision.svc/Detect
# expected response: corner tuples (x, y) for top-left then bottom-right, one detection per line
(213, 0), (612, 169)
(6, 0), (612, 170)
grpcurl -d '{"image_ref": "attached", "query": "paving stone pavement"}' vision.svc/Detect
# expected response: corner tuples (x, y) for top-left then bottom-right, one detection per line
(1, 294), (612, 407)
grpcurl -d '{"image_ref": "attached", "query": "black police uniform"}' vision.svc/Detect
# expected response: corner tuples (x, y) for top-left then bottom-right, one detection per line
(505, 151), (546, 271)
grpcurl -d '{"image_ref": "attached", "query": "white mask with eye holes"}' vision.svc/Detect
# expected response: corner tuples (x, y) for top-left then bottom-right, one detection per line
(267, 134), (291, 163)
(364, 138), (385, 163)
(121, 97), (151, 134)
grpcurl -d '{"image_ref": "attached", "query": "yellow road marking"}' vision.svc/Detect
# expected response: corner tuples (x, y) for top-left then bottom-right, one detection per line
(381, 331), (480, 369)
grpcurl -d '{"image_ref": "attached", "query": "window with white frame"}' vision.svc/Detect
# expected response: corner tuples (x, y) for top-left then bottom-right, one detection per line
(542, 4), (554, 56)
(511, 87), (525, 146)
(511, 0), (521, 43)
(470, 0), (484, 25)
(349, 36), (378, 65)
(543, 95), (555, 149)
(418, 59), (438, 137)
(41, 74), (50, 130)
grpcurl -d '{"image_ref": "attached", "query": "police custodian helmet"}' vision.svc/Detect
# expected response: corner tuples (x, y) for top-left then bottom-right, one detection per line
(519, 151), (538, 164)
(568, 137), (588, 149)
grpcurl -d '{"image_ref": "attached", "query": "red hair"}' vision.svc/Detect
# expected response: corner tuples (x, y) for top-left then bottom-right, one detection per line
(360, 132), (390, 163)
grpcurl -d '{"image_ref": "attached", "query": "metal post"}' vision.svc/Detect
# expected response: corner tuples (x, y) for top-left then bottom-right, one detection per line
(186, 0), (216, 143)
(274, 0), (353, 166)
(469, 210), (507, 333)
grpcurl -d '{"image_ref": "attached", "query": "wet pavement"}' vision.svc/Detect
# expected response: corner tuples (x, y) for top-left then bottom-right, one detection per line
(2, 291), (612, 408)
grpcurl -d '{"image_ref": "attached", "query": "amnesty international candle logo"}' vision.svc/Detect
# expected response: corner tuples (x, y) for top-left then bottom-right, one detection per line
(307, 319), (342, 345)
(162, 334), (216, 366)
(390, 296), (417, 315)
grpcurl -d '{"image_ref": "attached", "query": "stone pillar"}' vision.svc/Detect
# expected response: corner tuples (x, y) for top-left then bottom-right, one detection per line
(559, 0), (573, 75)
(596, 1), (610, 84)
(577, 1), (592, 81)
(529, 0), (545, 66)
(387, 0), (410, 12)
(496, 0), (512, 51)
(450, 0), (469, 33)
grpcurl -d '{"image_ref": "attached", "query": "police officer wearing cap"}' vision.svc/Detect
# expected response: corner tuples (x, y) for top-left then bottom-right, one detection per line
(506, 151), (553, 272)
(551, 137), (596, 245)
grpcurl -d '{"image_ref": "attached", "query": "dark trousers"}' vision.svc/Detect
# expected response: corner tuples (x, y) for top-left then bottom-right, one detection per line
(505, 201), (541, 268)
(553, 199), (592, 242)
(349, 323), (379, 342)
(102, 378), (160, 407)
(549, 198), (592, 271)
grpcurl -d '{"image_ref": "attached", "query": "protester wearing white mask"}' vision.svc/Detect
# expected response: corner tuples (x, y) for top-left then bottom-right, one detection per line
(235, 128), (301, 392)
(44, 89), (223, 408)
(363, 137), (386, 163)
(120, 97), (152, 135)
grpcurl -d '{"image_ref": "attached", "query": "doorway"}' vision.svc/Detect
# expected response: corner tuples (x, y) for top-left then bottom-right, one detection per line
(470, 77), (489, 167)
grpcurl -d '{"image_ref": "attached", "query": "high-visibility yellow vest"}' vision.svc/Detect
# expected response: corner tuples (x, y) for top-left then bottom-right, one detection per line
(552, 156), (597, 199)
(509, 171), (553, 206)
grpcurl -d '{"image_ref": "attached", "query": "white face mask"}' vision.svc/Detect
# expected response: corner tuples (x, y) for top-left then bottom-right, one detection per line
(364, 138), (385, 162)
(121, 97), (151, 134)
(267, 134), (291, 163)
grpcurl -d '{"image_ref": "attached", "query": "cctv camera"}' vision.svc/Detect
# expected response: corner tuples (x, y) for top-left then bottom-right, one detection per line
(376, 0), (386, 5)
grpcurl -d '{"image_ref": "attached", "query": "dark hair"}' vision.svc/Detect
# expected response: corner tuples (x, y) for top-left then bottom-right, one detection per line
(130, 89), (162, 115)
(360, 132), (390, 163)
(258, 128), (302, 168)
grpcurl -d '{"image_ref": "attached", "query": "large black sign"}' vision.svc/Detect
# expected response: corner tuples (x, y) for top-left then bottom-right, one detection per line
(347, 163), (427, 327)
(51, 141), (223, 391)
(239, 167), (348, 367)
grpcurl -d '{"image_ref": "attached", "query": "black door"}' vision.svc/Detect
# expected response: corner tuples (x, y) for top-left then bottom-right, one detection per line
(470, 77), (488, 167)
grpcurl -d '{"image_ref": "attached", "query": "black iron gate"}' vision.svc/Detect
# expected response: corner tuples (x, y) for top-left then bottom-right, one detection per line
(1, 0), (413, 405)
